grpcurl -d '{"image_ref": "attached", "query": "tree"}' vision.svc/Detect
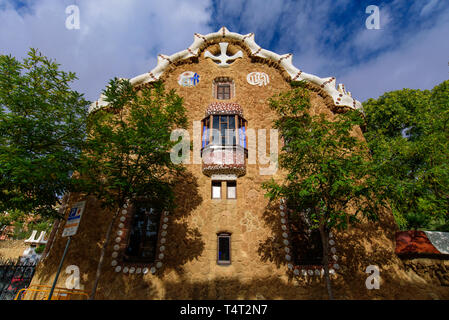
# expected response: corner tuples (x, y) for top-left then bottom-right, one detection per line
(76, 78), (187, 300)
(0, 48), (89, 219)
(0, 208), (53, 240)
(262, 81), (385, 299)
(363, 81), (449, 231)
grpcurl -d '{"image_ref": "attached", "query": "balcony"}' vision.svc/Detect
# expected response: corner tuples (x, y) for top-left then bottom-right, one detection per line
(201, 102), (247, 177)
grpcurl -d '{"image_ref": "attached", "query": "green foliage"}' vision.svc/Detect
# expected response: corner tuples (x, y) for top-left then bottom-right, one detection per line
(34, 244), (46, 254)
(263, 82), (386, 299)
(0, 209), (53, 239)
(363, 80), (449, 230)
(391, 208), (408, 230)
(76, 78), (188, 211)
(0, 49), (89, 218)
(263, 83), (384, 233)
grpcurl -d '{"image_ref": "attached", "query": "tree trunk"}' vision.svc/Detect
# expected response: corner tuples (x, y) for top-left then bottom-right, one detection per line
(42, 218), (60, 260)
(320, 225), (334, 300)
(42, 193), (70, 260)
(89, 207), (120, 300)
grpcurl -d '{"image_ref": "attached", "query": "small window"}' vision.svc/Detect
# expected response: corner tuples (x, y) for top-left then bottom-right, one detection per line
(217, 84), (231, 100)
(217, 233), (231, 264)
(226, 181), (236, 199)
(212, 181), (221, 199)
(213, 77), (234, 100)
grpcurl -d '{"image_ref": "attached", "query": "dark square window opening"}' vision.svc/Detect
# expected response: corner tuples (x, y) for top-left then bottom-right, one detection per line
(124, 204), (161, 263)
(289, 213), (324, 266)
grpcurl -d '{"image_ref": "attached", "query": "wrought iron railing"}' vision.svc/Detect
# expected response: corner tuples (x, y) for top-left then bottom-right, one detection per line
(0, 257), (37, 300)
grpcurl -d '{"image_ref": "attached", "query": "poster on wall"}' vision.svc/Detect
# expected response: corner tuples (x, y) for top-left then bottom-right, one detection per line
(62, 201), (86, 237)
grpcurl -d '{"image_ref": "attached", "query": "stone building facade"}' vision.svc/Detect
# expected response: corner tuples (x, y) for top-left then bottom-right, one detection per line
(30, 27), (449, 299)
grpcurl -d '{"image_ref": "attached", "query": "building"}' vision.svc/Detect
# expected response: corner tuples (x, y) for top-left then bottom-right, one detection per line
(30, 27), (449, 300)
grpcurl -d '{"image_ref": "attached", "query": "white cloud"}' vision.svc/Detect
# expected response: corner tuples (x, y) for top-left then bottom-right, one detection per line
(220, 0), (449, 102)
(420, 0), (439, 16)
(0, 0), (213, 101)
(0, 0), (447, 105)
(340, 8), (449, 101)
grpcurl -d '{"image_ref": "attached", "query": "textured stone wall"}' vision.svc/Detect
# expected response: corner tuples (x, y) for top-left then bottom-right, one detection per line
(402, 258), (449, 288)
(30, 41), (449, 300)
(0, 240), (27, 260)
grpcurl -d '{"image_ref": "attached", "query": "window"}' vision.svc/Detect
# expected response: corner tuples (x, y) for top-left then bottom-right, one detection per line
(217, 233), (231, 264)
(289, 211), (323, 266)
(212, 181), (222, 199)
(226, 181), (236, 199)
(201, 115), (247, 148)
(124, 204), (161, 263)
(217, 83), (231, 100)
(213, 78), (234, 100)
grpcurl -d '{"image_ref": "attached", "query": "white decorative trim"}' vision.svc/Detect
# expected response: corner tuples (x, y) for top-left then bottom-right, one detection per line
(210, 174), (237, 181)
(423, 231), (449, 254)
(89, 26), (363, 113)
(204, 42), (243, 67)
(111, 206), (169, 275)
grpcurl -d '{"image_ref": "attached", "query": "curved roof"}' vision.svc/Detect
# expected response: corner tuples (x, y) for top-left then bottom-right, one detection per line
(205, 102), (244, 118)
(89, 27), (362, 113)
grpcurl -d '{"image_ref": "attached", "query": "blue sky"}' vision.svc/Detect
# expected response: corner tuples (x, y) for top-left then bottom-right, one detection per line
(0, 0), (448, 103)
